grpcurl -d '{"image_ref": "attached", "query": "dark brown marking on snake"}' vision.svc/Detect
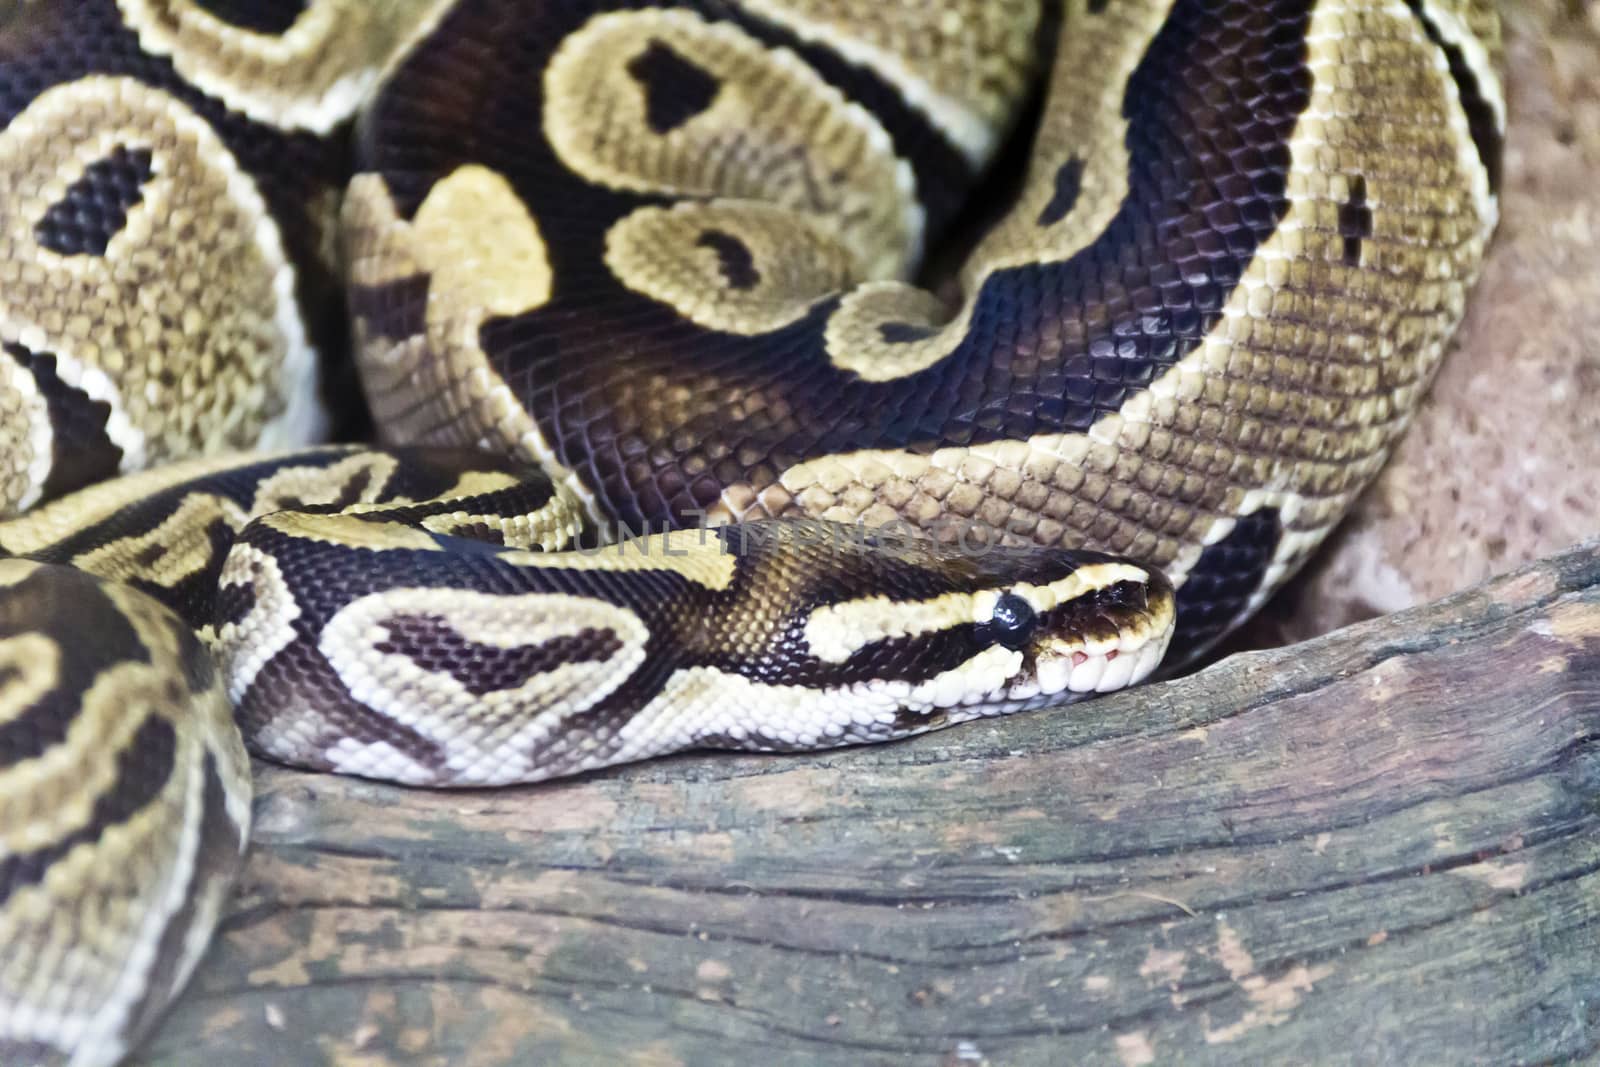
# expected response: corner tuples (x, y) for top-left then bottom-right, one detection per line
(380, 447), (549, 503)
(2, 342), (121, 501)
(1340, 175), (1372, 266)
(212, 575), (256, 632)
(326, 465), (377, 511)
(1035, 579), (1155, 643)
(437, 522), (508, 546)
(125, 516), (240, 630)
(879, 322), (940, 344)
(1037, 156), (1084, 226)
(221, 516), (494, 774)
(373, 614), (623, 697)
(133, 541), (169, 570)
(1169, 507), (1282, 663)
(348, 275), (431, 344)
(0, 714), (175, 907)
(1404, 0), (1502, 193)
(191, 0), (308, 35)
(697, 230), (761, 290)
(891, 706), (950, 733)
(121, 749), (244, 1050)
(170, 612), (218, 692)
(627, 40), (720, 135)
(0, 659), (71, 770)
(33, 144), (155, 256)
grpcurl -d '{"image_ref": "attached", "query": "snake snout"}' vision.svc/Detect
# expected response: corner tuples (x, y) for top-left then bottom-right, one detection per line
(1020, 560), (1177, 701)
(793, 529), (1176, 729)
(964, 547), (1177, 707)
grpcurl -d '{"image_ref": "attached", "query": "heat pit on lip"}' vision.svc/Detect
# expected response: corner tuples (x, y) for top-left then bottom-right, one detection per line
(1038, 628), (1172, 697)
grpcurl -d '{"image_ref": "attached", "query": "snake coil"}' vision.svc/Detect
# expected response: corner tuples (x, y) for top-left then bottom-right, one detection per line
(0, 1), (1501, 1063)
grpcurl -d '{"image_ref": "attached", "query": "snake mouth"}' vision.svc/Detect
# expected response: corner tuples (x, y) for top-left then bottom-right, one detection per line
(1020, 572), (1177, 701)
(884, 567), (1177, 727)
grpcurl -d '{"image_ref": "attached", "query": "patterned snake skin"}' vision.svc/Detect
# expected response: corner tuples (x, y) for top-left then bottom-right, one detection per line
(0, 1), (1501, 1063)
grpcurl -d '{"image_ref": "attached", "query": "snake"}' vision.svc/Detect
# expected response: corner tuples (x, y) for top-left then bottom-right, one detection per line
(0, 0), (1502, 1063)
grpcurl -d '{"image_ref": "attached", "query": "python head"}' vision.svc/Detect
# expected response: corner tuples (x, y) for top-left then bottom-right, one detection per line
(718, 520), (1179, 745)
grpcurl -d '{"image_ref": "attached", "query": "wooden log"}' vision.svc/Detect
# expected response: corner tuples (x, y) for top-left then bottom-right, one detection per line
(133, 539), (1600, 1065)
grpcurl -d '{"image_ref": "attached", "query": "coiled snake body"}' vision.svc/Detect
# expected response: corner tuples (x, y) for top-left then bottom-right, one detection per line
(0, 1), (1501, 1062)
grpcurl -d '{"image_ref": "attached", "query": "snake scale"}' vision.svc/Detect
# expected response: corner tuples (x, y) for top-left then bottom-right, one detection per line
(0, 0), (1501, 1062)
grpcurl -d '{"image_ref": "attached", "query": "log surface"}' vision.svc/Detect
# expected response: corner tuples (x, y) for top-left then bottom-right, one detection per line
(135, 540), (1600, 1065)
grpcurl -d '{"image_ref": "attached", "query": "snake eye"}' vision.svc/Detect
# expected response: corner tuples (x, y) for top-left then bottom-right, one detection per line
(990, 593), (1037, 650)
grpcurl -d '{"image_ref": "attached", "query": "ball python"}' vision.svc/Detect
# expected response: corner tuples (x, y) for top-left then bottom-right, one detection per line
(0, 0), (1502, 1063)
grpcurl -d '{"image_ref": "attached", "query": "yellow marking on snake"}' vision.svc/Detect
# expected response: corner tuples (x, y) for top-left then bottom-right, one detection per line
(257, 511), (445, 552)
(728, 0), (1041, 165)
(412, 165), (555, 319)
(0, 77), (324, 479)
(0, 451), (284, 557)
(605, 200), (856, 335)
(248, 450), (401, 514)
(315, 590), (650, 784)
(209, 542), (300, 703)
(342, 171), (605, 525)
(605, 649), (1029, 760)
(76, 493), (249, 586)
(0, 632), (57, 731)
(416, 496), (585, 552)
(803, 562), (1153, 664)
(0, 345), (54, 513)
(499, 531), (741, 591)
(544, 8), (922, 280)
(114, 0), (452, 133)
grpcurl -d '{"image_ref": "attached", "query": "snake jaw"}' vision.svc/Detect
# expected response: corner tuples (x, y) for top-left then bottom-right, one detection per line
(1015, 570), (1177, 703)
(837, 548), (1179, 722)
(868, 564), (1176, 737)
(1029, 626), (1172, 700)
